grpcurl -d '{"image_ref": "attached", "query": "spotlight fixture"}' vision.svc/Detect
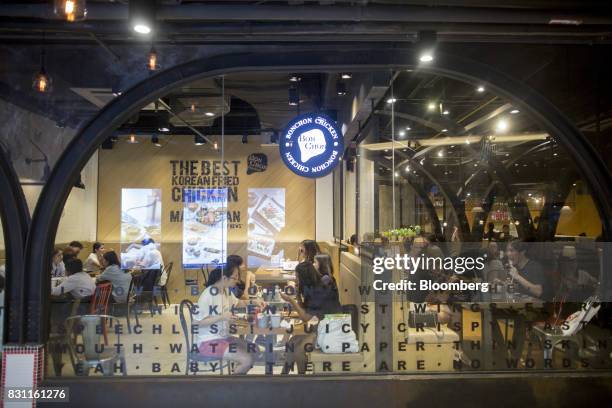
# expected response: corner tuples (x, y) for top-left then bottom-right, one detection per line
(194, 134), (206, 146)
(205, 112), (215, 117)
(129, 0), (156, 35)
(54, 0), (87, 22)
(417, 30), (437, 63)
(441, 128), (448, 132)
(398, 130), (406, 137)
(213, 141), (219, 150)
(147, 45), (158, 71)
(288, 86), (299, 106)
(427, 102), (436, 111)
(405, 165), (410, 172)
(158, 126), (169, 132)
(510, 109), (520, 114)
(289, 74), (301, 82)
(151, 135), (161, 147)
(442, 110), (450, 115)
(495, 119), (509, 133)
(242, 134), (248, 144)
(386, 97), (397, 104)
(32, 48), (52, 93)
(341, 73), (352, 79)
(477, 86), (485, 93)
(405, 126), (411, 131)
(336, 81), (347, 96)
(438, 150), (444, 157)
(127, 134), (139, 144)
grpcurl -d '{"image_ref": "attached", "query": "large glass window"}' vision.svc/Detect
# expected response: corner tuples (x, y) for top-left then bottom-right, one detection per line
(45, 69), (611, 378)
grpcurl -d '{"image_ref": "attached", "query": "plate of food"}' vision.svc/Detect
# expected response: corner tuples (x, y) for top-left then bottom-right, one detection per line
(253, 195), (285, 232)
(247, 234), (276, 257)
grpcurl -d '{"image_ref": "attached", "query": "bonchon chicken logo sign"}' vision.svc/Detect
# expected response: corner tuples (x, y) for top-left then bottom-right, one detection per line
(280, 113), (344, 178)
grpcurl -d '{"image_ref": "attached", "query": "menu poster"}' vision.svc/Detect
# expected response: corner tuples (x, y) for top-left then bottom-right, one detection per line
(182, 188), (228, 268)
(247, 188), (286, 267)
(120, 188), (162, 269)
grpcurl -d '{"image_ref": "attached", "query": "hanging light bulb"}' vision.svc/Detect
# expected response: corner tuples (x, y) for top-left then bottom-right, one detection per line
(147, 45), (158, 71)
(194, 135), (206, 146)
(32, 49), (52, 93)
(54, 0), (87, 22)
(127, 134), (139, 144)
(213, 141), (219, 150)
(190, 103), (196, 113)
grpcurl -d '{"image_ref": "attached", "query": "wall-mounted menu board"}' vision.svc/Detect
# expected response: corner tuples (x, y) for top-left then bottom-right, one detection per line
(247, 188), (285, 267)
(182, 188), (228, 268)
(120, 188), (162, 269)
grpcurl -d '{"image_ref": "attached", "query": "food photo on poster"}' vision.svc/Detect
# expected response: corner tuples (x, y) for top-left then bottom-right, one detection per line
(120, 188), (162, 269)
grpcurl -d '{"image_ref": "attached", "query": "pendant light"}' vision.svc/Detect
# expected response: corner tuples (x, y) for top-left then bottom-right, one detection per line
(32, 48), (52, 93)
(147, 44), (159, 71)
(54, 0), (87, 22)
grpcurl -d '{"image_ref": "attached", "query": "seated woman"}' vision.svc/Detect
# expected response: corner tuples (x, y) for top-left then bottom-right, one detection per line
(51, 259), (95, 299)
(225, 255), (256, 300)
(97, 251), (132, 303)
(195, 262), (264, 375)
(51, 248), (66, 278)
(83, 242), (104, 273)
(281, 262), (342, 374)
(506, 239), (545, 298)
(297, 239), (321, 265)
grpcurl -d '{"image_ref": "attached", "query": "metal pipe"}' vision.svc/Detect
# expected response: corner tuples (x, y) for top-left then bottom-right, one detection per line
(0, 3), (610, 25)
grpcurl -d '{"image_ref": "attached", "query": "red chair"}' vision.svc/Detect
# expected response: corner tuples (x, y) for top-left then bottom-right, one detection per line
(90, 282), (113, 344)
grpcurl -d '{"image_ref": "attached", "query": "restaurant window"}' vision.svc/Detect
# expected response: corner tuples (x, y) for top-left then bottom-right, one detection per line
(46, 70), (611, 378)
(0, 215), (5, 348)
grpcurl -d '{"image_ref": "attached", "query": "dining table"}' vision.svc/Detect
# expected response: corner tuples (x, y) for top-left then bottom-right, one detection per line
(255, 266), (296, 286)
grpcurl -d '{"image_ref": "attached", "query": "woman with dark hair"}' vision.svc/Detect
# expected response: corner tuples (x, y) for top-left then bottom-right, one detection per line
(226, 255), (256, 300)
(506, 239), (545, 298)
(298, 240), (321, 264)
(194, 261), (264, 375)
(51, 248), (66, 278)
(314, 253), (337, 288)
(281, 262), (341, 374)
(83, 242), (104, 272)
(51, 259), (95, 299)
(97, 251), (132, 303)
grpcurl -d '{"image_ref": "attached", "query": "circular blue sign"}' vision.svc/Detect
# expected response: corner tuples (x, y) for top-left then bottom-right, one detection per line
(279, 112), (344, 178)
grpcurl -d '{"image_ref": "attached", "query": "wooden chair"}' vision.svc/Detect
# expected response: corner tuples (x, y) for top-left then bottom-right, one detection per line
(201, 265), (210, 287)
(90, 282), (113, 344)
(179, 299), (229, 375)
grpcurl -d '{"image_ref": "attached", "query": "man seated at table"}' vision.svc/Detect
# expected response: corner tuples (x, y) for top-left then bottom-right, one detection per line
(52, 258), (95, 299)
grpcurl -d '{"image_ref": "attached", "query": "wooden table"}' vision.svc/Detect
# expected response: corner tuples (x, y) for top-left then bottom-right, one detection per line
(255, 266), (296, 285)
(234, 320), (305, 375)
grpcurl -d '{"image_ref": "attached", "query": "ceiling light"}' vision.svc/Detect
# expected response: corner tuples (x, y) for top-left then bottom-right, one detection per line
(438, 150), (443, 157)
(495, 119), (509, 133)
(54, 0), (87, 22)
(213, 141), (219, 150)
(466, 192), (471, 197)
(427, 102), (436, 111)
(477, 86), (485, 93)
(417, 30), (437, 63)
(127, 134), (138, 144)
(442, 110), (450, 115)
(336, 81), (347, 96)
(32, 48), (52, 93)
(419, 53), (434, 63)
(441, 129), (448, 132)
(194, 135), (206, 146)
(158, 126), (169, 132)
(341, 73), (352, 79)
(553, 152), (558, 156)
(510, 109), (520, 114)
(147, 45), (158, 71)
(394, 172), (399, 177)
(205, 112), (215, 117)
(289, 74), (301, 82)
(398, 130), (406, 137)
(151, 135), (161, 147)
(405, 126), (411, 131)
(386, 97), (397, 104)
(405, 165), (410, 172)
(130, 0), (156, 35)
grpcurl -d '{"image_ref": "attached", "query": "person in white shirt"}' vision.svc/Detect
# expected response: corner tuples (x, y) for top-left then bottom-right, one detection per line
(83, 242), (104, 272)
(52, 259), (95, 299)
(194, 261), (264, 374)
(51, 248), (66, 278)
